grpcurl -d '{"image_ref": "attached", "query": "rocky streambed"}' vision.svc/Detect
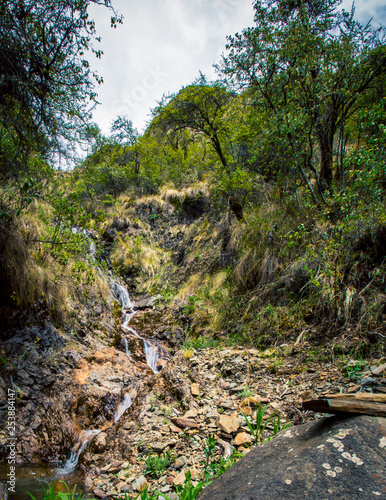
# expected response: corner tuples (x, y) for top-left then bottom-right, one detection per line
(1, 287), (385, 499)
(79, 341), (386, 498)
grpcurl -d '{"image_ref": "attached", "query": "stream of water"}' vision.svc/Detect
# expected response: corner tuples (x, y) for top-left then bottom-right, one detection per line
(0, 272), (163, 496)
(57, 430), (102, 476)
(56, 282), (160, 479)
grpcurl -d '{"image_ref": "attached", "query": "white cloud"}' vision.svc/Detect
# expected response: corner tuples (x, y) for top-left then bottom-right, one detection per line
(87, 0), (386, 135)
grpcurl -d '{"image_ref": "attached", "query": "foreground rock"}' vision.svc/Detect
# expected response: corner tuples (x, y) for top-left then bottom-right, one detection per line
(198, 415), (386, 500)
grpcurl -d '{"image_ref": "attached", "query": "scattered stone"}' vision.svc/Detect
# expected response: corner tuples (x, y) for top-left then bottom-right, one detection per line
(205, 411), (219, 421)
(171, 417), (199, 429)
(185, 408), (198, 418)
(240, 396), (262, 409)
(347, 385), (361, 394)
(174, 458), (185, 469)
(151, 441), (169, 452)
(218, 400), (236, 409)
(93, 489), (108, 499)
(132, 295), (162, 310)
(191, 383), (200, 396)
(119, 483), (132, 493)
(218, 379), (230, 389)
(170, 424), (183, 433)
(217, 439), (234, 459)
(217, 415), (241, 434)
(361, 377), (376, 386)
(229, 385), (246, 394)
(173, 470), (186, 486)
(234, 432), (253, 446)
(132, 475), (147, 492)
(370, 363), (386, 377)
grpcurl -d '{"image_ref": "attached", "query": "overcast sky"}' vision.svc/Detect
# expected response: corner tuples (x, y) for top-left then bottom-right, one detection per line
(87, 0), (386, 135)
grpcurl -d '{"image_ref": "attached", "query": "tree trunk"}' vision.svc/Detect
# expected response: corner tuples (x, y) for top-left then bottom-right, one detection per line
(211, 134), (228, 169)
(318, 130), (334, 190)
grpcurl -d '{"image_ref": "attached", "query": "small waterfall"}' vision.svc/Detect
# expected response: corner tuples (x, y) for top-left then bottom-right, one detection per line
(111, 280), (162, 373)
(144, 341), (159, 374)
(89, 240), (97, 260)
(114, 393), (133, 423)
(57, 429), (101, 476)
(122, 311), (137, 330)
(111, 282), (133, 310)
(71, 226), (97, 260)
(125, 326), (142, 338)
(124, 338), (130, 356)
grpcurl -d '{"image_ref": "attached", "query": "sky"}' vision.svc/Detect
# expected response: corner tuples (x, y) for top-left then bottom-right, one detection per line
(87, 0), (386, 135)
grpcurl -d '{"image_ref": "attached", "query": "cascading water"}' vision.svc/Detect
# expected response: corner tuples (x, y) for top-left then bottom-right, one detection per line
(89, 240), (97, 260)
(111, 281), (161, 373)
(144, 341), (159, 374)
(124, 338), (130, 356)
(113, 392), (134, 423)
(71, 226), (97, 260)
(57, 430), (101, 476)
(111, 282), (133, 310)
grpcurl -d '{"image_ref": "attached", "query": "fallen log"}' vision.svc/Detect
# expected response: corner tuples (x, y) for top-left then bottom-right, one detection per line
(302, 393), (386, 417)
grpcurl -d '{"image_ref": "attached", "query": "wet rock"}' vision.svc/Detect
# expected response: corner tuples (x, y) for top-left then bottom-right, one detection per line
(198, 415), (386, 500)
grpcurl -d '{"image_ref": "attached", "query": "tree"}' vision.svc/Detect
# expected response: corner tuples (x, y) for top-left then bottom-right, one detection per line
(110, 115), (139, 146)
(220, 0), (386, 193)
(0, 0), (122, 189)
(151, 80), (233, 170)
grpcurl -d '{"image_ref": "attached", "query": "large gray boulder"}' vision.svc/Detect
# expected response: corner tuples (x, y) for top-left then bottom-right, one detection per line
(198, 415), (386, 499)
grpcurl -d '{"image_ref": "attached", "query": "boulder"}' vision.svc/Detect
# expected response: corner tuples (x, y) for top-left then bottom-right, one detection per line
(198, 415), (386, 500)
(132, 295), (162, 310)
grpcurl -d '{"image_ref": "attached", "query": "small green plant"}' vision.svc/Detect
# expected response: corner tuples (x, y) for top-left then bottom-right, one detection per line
(134, 486), (168, 500)
(238, 385), (254, 399)
(27, 481), (85, 500)
(183, 295), (198, 314)
(175, 471), (204, 500)
(341, 359), (368, 380)
(144, 452), (172, 479)
(0, 350), (8, 367)
(242, 403), (291, 444)
(200, 435), (242, 484)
